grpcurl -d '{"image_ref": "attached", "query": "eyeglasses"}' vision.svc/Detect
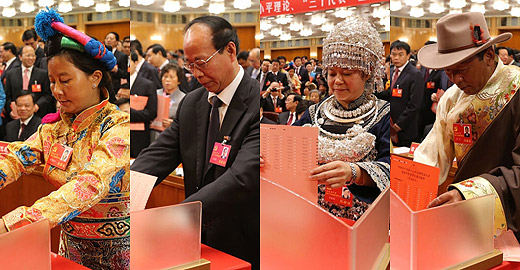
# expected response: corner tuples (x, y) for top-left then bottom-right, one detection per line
(183, 47), (223, 72)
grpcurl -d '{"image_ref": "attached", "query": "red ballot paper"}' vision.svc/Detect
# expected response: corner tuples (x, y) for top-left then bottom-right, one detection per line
(150, 95), (170, 131)
(130, 95), (148, 131)
(260, 124), (318, 203)
(390, 154), (439, 211)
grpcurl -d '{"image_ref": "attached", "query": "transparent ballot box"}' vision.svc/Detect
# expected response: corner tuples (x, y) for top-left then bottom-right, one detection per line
(0, 220), (51, 270)
(390, 190), (495, 270)
(260, 178), (389, 270)
(130, 201), (202, 270)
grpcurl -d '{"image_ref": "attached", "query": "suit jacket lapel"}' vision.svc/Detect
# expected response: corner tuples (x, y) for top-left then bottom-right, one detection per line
(197, 91), (211, 187)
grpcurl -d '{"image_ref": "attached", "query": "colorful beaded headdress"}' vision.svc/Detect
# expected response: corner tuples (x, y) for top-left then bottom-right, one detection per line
(34, 7), (117, 71)
(322, 17), (384, 93)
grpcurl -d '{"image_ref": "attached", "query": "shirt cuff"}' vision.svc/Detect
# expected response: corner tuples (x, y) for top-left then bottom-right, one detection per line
(450, 176), (507, 238)
(2, 207), (34, 232)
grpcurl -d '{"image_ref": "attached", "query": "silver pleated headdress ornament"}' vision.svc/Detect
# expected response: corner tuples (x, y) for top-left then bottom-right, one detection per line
(322, 17), (385, 94)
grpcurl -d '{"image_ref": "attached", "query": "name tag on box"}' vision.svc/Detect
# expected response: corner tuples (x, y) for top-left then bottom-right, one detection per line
(453, 123), (473, 144)
(324, 186), (353, 207)
(392, 88), (403, 97)
(209, 143), (232, 167)
(47, 143), (73, 170)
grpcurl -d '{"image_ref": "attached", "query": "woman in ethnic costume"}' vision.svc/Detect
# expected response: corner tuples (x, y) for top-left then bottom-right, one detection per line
(0, 9), (129, 269)
(294, 17), (390, 221)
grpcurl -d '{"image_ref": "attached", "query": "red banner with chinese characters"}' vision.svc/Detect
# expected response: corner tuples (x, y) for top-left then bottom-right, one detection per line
(260, 0), (387, 17)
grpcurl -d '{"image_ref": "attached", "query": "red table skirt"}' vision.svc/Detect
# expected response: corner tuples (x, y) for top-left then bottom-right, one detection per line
(202, 244), (251, 270)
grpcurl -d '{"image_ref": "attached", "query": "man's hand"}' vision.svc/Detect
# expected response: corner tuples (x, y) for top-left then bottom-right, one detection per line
(427, 189), (463, 208)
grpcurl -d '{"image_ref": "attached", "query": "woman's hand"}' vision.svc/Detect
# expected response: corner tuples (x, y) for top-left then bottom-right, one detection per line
(162, 118), (173, 129)
(427, 189), (463, 208)
(260, 153), (265, 168)
(310, 161), (355, 188)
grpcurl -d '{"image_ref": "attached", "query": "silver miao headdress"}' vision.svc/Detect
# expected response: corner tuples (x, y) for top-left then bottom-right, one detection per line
(322, 17), (385, 93)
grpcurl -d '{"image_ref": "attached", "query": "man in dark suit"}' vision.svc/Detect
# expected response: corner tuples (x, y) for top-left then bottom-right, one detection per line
(260, 107), (276, 124)
(248, 48), (261, 80)
(4, 45), (53, 120)
(261, 81), (285, 112)
(105, 32), (128, 101)
(293, 56), (305, 79)
(277, 93), (300, 125)
(497, 46), (520, 67)
(130, 40), (162, 90)
(131, 16), (259, 269)
(389, 40), (423, 147)
(1, 42), (20, 87)
(5, 91), (41, 142)
(259, 59), (276, 92)
(129, 51), (157, 158)
(270, 59), (289, 94)
(22, 29), (46, 70)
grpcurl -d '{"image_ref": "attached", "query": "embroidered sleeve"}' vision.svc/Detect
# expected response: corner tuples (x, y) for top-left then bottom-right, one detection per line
(0, 126), (45, 191)
(3, 115), (129, 231)
(357, 161), (390, 191)
(450, 177), (507, 238)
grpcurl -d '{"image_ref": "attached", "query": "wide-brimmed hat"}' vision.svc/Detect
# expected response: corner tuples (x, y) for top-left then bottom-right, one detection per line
(418, 12), (511, 69)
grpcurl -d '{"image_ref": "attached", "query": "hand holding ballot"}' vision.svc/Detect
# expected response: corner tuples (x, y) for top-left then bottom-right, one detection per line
(310, 161), (373, 188)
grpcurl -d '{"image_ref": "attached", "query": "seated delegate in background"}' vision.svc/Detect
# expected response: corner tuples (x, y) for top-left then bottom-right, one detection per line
(5, 91), (41, 142)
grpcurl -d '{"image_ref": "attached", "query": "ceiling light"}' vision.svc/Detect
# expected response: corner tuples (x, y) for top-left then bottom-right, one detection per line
(78, 0), (94, 7)
(0, 0), (12, 8)
(234, 0), (251, 9)
(335, 8), (351, 18)
(300, 27), (312, 37)
(95, 2), (110, 12)
(119, 0), (130, 7)
(275, 16), (291, 25)
(209, 2), (225, 14)
(58, 1), (73, 12)
(410, 7), (424, 17)
(38, 0), (55, 7)
(430, 2), (446, 13)
(280, 32), (291, 41)
(260, 20), (272, 31)
(405, 0), (422, 7)
(164, 0), (180, 12)
(471, 0), (486, 3)
(493, 0), (510, 10)
(373, 6), (389, 18)
(270, 27), (282, 36)
(310, 13), (326, 25)
(304, 12), (313, 15)
(390, 0), (402, 11)
(20, 1), (35, 13)
(470, 3), (485, 13)
(186, 0), (203, 8)
(289, 21), (303, 31)
(255, 33), (264, 40)
(512, 6), (520, 16)
(151, 35), (162, 41)
(325, 9), (334, 13)
(321, 22), (334, 32)
(449, 0), (467, 9)
(2, 7), (16, 17)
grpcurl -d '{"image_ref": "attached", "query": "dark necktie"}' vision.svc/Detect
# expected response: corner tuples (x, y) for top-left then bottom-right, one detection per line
(390, 68), (400, 90)
(206, 96), (223, 166)
(19, 123), (26, 139)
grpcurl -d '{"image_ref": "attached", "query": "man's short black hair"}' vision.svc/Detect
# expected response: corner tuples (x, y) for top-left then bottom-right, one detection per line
(293, 56), (301, 62)
(150, 44), (167, 58)
(15, 90), (36, 104)
(287, 92), (302, 103)
(304, 62), (312, 67)
(2, 42), (17, 56)
(262, 59), (271, 64)
(22, 29), (38, 42)
(237, 50), (249, 61)
(277, 56), (286, 62)
(130, 39), (144, 57)
(107, 31), (120, 41)
(272, 58), (280, 64)
(114, 97), (130, 107)
(496, 46), (513, 56)
(185, 15), (240, 54)
(390, 40), (411, 54)
(123, 36), (131, 43)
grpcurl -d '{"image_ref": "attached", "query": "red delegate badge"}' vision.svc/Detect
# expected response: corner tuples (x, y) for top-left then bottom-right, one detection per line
(32, 84), (41, 92)
(426, 81), (435, 89)
(324, 186), (353, 207)
(209, 143), (232, 167)
(453, 123), (472, 144)
(48, 143), (73, 170)
(392, 88), (403, 97)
